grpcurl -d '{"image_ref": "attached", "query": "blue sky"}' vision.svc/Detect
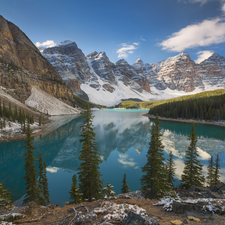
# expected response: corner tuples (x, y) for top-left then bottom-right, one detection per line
(1, 0), (225, 64)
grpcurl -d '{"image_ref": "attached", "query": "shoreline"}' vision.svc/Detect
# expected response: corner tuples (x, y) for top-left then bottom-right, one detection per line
(0, 125), (48, 143)
(0, 114), (81, 143)
(143, 113), (225, 128)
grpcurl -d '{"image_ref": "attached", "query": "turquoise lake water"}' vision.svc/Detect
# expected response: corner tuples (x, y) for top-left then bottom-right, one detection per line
(0, 109), (225, 206)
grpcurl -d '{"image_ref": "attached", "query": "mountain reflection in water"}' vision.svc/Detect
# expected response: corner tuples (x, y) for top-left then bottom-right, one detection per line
(0, 109), (225, 206)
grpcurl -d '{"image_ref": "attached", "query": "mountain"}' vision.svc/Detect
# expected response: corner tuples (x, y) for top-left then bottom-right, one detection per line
(199, 53), (225, 88)
(0, 15), (80, 114)
(43, 42), (153, 106)
(43, 40), (225, 107)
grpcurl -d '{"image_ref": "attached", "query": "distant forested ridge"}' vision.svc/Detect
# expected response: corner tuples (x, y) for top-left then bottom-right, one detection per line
(148, 90), (225, 121)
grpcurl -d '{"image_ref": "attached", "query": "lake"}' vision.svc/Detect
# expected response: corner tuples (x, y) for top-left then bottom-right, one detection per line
(0, 109), (225, 206)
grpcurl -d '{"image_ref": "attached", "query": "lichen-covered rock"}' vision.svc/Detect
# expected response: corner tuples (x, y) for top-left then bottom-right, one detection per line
(120, 211), (159, 225)
(172, 201), (205, 214)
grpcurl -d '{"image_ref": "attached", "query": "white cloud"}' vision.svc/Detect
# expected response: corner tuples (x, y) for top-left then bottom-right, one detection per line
(197, 147), (211, 160)
(118, 154), (137, 167)
(222, 2), (225, 11)
(160, 18), (225, 52)
(195, 50), (214, 63)
(117, 42), (139, 58)
(181, 0), (225, 11)
(35, 40), (56, 52)
(174, 159), (185, 179)
(46, 166), (59, 173)
(187, 0), (210, 4)
(140, 38), (146, 41)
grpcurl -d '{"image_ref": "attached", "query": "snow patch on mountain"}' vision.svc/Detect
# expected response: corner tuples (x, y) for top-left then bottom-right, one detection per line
(57, 40), (74, 46)
(81, 80), (152, 106)
(42, 41), (225, 106)
(25, 86), (81, 115)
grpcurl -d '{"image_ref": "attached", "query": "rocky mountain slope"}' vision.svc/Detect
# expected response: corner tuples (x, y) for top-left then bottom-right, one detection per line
(43, 41), (225, 106)
(43, 41), (152, 106)
(0, 16), (77, 110)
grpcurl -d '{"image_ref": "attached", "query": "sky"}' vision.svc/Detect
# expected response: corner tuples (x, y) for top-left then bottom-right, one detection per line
(1, 0), (225, 65)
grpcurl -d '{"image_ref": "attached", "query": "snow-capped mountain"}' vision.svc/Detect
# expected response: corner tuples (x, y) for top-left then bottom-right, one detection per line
(42, 41), (225, 106)
(43, 41), (152, 106)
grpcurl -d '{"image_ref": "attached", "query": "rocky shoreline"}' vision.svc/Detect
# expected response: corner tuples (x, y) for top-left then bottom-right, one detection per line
(143, 113), (225, 128)
(1, 184), (225, 224)
(0, 114), (81, 142)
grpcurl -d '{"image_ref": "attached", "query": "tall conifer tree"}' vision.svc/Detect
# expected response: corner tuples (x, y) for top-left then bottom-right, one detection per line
(141, 115), (171, 198)
(23, 123), (39, 205)
(0, 98), (2, 117)
(166, 151), (176, 187)
(213, 154), (221, 185)
(42, 161), (50, 205)
(206, 156), (215, 186)
(38, 153), (44, 205)
(78, 103), (103, 202)
(181, 123), (204, 189)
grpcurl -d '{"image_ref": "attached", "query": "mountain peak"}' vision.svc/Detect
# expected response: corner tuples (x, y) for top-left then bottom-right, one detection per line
(201, 52), (225, 64)
(134, 58), (144, 64)
(115, 59), (129, 65)
(57, 40), (74, 46)
(178, 52), (189, 57)
(87, 51), (107, 60)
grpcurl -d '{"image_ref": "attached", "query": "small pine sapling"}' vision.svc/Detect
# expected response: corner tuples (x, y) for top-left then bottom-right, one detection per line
(103, 182), (115, 199)
(69, 174), (82, 204)
(121, 174), (130, 194)
(0, 183), (12, 207)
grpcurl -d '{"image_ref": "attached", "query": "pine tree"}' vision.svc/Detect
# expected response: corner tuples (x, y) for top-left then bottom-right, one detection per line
(141, 115), (171, 199)
(213, 154), (221, 185)
(8, 102), (12, 120)
(0, 98), (2, 117)
(23, 123), (39, 205)
(78, 103), (103, 202)
(23, 117), (26, 133)
(103, 182), (115, 199)
(0, 183), (11, 207)
(69, 174), (82, 204)
(39, 115), (42, 126)
(206, 156), (215, 187)
(3, 101), (5, 117)
(121, 174), (130, 193)
(14, 105), (18, 122)
(38, 153), (45, 205)
(42, 161), (50, 205)
(180, 123), (205, 189)
(19, 108), (22, 124)
(166, 151), (176, 187)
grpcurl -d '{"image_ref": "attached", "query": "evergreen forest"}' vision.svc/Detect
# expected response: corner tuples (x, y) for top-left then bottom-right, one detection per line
(149, 92), (225, 121)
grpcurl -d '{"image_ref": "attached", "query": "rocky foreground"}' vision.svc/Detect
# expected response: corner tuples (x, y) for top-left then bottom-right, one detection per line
(1, 183), (225, 225)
